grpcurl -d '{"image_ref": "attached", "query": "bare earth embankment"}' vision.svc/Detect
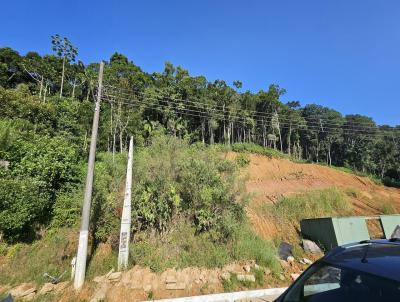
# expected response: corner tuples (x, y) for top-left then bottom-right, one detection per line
(236, 153), (400, 239)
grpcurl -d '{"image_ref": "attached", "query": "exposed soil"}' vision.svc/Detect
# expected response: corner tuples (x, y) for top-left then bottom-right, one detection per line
(231, 152), (400, 239)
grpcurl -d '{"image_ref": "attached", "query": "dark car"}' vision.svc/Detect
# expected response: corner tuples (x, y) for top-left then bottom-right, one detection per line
(274, 239), (400, 302)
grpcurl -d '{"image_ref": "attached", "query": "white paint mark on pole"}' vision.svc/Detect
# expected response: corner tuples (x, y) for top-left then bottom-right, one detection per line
(118, 136), (133, 270)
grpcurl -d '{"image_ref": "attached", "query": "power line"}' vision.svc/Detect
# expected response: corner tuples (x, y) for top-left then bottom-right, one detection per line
(101, 88), (399, 137)
(102, 84), (397, 133)
(101, 95), (396, 139)
(101, 89), (398, 137)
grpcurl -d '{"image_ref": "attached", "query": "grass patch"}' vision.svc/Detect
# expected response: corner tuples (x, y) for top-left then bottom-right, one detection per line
(0, 229), (73, 286)
(272, 188), (350, 224)
(131, 221), (280, 274)
(86, 245), (118, 280)
(382, 203), (397, 215)
(231, 143), (286, 158)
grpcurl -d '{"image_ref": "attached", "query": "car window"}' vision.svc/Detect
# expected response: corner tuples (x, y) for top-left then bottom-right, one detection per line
(303, 265), (341, 297)
(283, 262), (400, 302)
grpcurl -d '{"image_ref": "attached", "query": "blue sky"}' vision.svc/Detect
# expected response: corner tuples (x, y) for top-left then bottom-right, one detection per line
(1, 0), (399, 125)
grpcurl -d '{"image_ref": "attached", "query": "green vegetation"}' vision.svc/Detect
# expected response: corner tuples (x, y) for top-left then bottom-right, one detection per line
(0, 229), (73, 285)
(131, 222), (279, 274)
(0, 37), (399, 287)
(271, 188), (350, 224)
(231, 143), (286, 158)
(235, 153), (251, 167)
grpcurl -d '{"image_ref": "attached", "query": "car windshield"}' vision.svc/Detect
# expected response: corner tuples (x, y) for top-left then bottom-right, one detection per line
(283, 262), (400, 302)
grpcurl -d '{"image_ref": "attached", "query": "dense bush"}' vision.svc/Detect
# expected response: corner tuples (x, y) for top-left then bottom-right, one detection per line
(12, 135), (81, 196)
(132, 136), (246, 241)
(0, 178), (49, 242)
(0, 87), (56, 128)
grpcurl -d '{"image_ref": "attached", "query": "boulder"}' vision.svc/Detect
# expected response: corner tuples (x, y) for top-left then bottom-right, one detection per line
(278, 242), (293, 260)
(22, 292), (36, 301)
(302, 258), (313, 265)
(9, 283), (36, 298)
(286, 256), (295, 263)
(302, 239), (322, 254)
(236, 274), (256, 282)
(165, 282), (185, 290)
(39, 283), (55, 295)
(54, 281), (69, 292)
(220, 272), (231, 281)
(243, 265), (251, 273)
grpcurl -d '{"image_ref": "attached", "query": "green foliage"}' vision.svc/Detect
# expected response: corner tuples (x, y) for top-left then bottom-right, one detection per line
(0, 230), (72, 285)
(12, 135), (81, 196)
(131, 221), (279, 273)
(0, 178), (49, 242)
(90, 152), (127, 243)
(231, 143), (286, 158)
(50, 187), (83, 228)
(230, 224), (280, 273)
(383, 177), (400, 188)
(0, 87), (56, 127)
(132, 136), (245, 240)
(235, 153), (251, 167)
(271, 188), (350, 224)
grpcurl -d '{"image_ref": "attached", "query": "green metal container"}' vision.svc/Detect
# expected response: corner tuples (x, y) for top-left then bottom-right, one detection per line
(300, 216), (370, 251)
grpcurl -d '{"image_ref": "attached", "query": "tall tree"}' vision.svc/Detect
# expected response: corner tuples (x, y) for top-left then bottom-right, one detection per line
(51, 34), (78, 97)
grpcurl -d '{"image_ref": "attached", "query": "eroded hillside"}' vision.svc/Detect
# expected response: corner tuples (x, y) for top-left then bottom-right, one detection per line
(227, 152), (400, 240)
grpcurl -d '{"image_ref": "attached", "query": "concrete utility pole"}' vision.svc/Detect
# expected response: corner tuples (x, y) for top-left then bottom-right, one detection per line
(118, 136), (133, 270)
(74, 61), (104, 290)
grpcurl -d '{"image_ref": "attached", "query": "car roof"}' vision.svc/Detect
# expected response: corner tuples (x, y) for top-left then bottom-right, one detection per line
(323, 240), (400, 282)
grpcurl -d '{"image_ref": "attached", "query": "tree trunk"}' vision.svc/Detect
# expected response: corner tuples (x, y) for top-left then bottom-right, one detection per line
(201, 119), (205, 144)
(119, 131), (123, 153)
(39, 75), (44, 99)
(60, 56), (66, 97)
(72, 79), (76, 98)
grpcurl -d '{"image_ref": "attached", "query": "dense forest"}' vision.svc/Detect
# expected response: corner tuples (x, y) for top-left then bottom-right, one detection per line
(0, 36), (399, 243)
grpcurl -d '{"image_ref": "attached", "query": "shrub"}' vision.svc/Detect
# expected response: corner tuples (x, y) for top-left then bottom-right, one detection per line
(132, 136), (246, 240)
(51, 187), (83, 228)
(235, 153), (251, 167)
(0, 178), (49, 242)
(12, 135), (81, 196)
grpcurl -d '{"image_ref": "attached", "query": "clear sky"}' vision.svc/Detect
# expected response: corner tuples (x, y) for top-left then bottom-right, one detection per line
(1, 0), (399, 125)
